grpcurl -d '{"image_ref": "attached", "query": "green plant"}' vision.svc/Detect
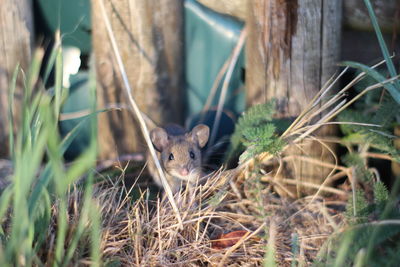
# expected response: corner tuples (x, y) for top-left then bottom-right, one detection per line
(316, 177), (400, 267)
(373, 181), (389, 212)
(344, 189), (369, 225)
(341, 0), (400, 105)
(314, 1), (400, 265)
(0, 43), (101, 266)
(339, 97), (400, 159)
(227, 101), (286, 163)
(329, 92), (400, 266)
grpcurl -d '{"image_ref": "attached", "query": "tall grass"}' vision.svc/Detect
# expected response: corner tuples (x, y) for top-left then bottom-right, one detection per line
(0, 41), (101, 265)
(342, 0), (400, 105)
(315, 1), (400, 265)
(1, 1), (398, 266)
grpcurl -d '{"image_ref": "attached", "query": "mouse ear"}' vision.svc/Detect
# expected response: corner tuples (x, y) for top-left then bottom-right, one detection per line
(190, 124), (209, 148)
(150, 127), (169, 152)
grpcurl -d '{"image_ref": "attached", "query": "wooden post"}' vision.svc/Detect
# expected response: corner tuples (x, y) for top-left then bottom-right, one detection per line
(91, 0), (184, 159)
(196, 0), (248, 21)
(344, 0), (398, 33)
(0, 0), (34, 158)
(246, 0), (342, 196)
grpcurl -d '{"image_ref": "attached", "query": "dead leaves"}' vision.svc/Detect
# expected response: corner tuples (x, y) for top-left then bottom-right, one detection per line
(211, 230), (260, 249)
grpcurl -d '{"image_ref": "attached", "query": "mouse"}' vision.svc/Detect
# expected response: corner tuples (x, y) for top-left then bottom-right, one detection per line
(147, 124), (210, 193)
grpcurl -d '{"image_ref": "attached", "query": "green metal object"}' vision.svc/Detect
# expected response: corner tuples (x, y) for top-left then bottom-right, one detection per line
(36, 0), (91, 54)
(59, 72), (91, 159)
(58, 0), (246, 159)
(184, 0), (246, 118)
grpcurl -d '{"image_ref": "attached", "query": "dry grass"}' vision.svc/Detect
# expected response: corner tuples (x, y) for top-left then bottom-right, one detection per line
(81, 165), (345, 267)
(27, 63), (399, 264)
(86, 3), (400, 265)
(98, 0), (184, 229)
(88, 60), (399, 266)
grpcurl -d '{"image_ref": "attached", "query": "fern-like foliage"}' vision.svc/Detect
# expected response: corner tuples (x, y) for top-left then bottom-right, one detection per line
(345, 189), (370, 225)
(315, 224), (400, 266)
(227, 101), (285, 163)
(318, 178), (400, 266)
(339, 69), (399, 161)
(339, 97), (400, 162)
(342, 153), (374, 182)
(373, 181), (389, 212)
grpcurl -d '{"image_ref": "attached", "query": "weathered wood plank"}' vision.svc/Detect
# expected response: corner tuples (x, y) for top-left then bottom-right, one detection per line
(0, 0), (34, 158)
(344, 0), (399, 33)
(91, 0), (184, 159)
(246, 0), (342, 196)
(196, 0), (248, 21)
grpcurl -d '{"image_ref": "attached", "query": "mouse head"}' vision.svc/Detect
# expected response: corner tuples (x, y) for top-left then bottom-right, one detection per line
(150, 124), (209, 181)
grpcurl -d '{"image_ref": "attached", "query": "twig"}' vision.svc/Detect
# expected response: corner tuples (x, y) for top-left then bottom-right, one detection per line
(364, 152), (395, 161)
(94, 153), (145, 173)
(209, 27), (247, 147)
(354, 219), (400, 228)
(261, 176), (347, 196)
(201, 54), (232, 117)
(98, 0), (183, 229)
(281, 155), (348, 173)
(217, 222), (266, 267)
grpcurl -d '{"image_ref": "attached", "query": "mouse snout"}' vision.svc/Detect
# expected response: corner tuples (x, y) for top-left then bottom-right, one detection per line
(179, 167), (189, 176)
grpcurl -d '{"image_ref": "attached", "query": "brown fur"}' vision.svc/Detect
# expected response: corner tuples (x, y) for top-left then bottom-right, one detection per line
(147, 124), (210, 193)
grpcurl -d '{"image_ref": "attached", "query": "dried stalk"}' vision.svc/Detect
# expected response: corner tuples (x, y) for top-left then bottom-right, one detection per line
(98, 0), (183, 229)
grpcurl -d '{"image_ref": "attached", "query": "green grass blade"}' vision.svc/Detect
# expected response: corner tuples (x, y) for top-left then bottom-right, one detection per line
(7, 64), (19, 159)
(0, 187), (12, 222)
(341, 61), (400, 104)
(6, 99), (47, 265)
(363, 176), (400, 263)
(264, 224), (277, 267)
(27, 165), (52, 216)
(332, 231), (354, 267)
(20, 50), (44, 154)
(64, 144), (96, 187)
(54, 45), (63, 119)
(62, 173), (94, 266)
(42, 44), (60, 85)
(26, 49), (44, 100)
(31, 190), (51, 254)
(363, 0), (399, 89)
(60, 108), (108, 154)
(353, 249), (366, 267)
(5, 106), (49, 262)
(89, 202), (101, 266)
(28, 108), (106, 215)
(54, 199), (68, 266)
(2, 34), (102, 266)
(291, 233), (299, 267)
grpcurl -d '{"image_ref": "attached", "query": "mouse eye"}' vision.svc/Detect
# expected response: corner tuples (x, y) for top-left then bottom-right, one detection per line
(168, 153), (174, 161)
(190, 151), (195, 159)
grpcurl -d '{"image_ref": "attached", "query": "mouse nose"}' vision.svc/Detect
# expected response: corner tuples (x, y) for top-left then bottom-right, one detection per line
(180, 167), (189, 176)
